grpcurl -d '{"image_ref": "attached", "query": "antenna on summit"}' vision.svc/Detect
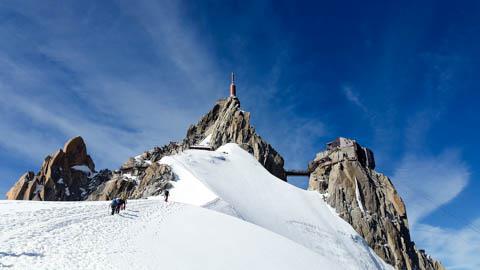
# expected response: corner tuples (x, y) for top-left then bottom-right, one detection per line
(229, 72), (237, 97)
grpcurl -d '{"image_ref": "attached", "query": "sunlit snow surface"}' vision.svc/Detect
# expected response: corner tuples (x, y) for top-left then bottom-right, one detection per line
(0, 143), (392, 270)
(162, 144), (392, 270)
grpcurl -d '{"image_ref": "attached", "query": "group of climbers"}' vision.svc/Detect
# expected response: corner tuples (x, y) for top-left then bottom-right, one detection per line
(110, 197), (127, 215)
(109, 189), (170, 216)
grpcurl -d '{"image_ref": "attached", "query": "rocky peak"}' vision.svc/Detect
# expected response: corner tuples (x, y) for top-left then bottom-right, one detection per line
(96, 96), (286, 201)
(117, 97), (286, 184)
(63, 136), (95, 170)
(308, 137), (444, 270)
(184, 97), (286, 179)
(6, 136), (109, 201)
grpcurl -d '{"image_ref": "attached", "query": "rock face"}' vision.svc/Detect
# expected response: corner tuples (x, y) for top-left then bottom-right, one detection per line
(6, 136), (110, 201)
(184, 97), (286, 179)
(131, 163), (175, 198)
(88, 143), (180, 201)
(89, 163), (175, 201)
(87, 175), (136, 201)
(308, 137), (445, 270)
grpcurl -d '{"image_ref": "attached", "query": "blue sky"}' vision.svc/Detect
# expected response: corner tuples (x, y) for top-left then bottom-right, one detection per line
(0, 1), (479, 268)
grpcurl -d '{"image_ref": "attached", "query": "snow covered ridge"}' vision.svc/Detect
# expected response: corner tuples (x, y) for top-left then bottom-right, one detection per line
(160, 143), (393, 269)
(1, 143), (392, 270)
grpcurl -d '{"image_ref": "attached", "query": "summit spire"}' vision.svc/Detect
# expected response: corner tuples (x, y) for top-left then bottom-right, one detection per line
(229, 72), (237, 97)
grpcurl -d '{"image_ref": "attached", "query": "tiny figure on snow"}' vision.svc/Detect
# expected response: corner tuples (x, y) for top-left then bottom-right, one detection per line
(116, 198), (125, 214)
(110, 198), (119, 215)
(110, 197), (126, 215)
(120, 196), (127, 210)
(164, 189), (170, 202)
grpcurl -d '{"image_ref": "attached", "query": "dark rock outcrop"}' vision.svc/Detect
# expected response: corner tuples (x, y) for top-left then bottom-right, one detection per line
(87, 175), (136, 201)
(6, 136), (110, 201)
(131, 163), (175, 198)
(89, 162), (175, 201)
(308, 137), (445, 270)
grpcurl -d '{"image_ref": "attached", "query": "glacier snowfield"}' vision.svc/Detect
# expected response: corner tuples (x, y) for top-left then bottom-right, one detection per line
(0, 144), (393, 270)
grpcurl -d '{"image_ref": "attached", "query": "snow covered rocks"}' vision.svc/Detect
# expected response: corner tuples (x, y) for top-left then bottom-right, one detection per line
(6, 136), (108, 201)
(1, 144), (393, 270)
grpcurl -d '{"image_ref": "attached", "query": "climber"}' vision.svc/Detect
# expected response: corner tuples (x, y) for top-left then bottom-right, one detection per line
(120, 196), (127, 210)
(116, 198), (125, 214)
(110, 198), (119, 215)
(164, 189), (170, 202)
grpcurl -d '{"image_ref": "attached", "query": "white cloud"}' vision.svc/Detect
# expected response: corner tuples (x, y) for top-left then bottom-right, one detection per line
(342, 84), (368, 112)
(393, 149), (469, 226)
(414, 219), (480, 270)
(0, 1), (225, 172)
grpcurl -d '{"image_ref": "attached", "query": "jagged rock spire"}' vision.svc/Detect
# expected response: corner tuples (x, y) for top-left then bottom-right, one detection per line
(6, 136), (110, 201)
(185, 97), (286, 180)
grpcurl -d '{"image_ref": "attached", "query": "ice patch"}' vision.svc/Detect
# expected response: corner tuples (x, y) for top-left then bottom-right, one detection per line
(122, 173), (139, 183)
(198, 134), (212, 147)
(355, 177), (365, 213)
(71, 165), (93, 176)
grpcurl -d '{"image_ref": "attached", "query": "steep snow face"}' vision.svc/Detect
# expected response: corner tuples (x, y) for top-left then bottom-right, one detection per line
(161, 143), (393, 270)
(0, 200), (326, 270)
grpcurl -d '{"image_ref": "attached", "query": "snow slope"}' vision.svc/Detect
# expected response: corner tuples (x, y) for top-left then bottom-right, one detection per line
(161, 143), (393, 270)
(0, 200), (326, 270)
(1, 143), (393, 269)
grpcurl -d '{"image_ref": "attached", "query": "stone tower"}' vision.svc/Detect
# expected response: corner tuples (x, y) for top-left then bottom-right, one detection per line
(229, 72), (237, 97)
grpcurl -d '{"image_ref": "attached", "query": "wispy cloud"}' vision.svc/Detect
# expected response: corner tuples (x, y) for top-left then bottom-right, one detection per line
(390, 49), (478, 268)
(0, 1), (224, 174)
(414, 219), (480, 270)
(342, 84), (368, 112)
(393, 149), (469, 226)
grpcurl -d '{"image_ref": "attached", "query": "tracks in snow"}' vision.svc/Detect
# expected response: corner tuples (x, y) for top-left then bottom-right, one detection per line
(0, 200), (182, 270)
